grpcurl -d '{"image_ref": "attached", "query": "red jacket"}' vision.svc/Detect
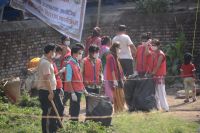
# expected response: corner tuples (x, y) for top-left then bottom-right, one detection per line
(83, 57), (102, 85)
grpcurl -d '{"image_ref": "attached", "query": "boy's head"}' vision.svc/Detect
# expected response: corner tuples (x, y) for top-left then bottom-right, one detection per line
(55, 46), (63, 59)
(101, 36), (111, 46)
(71, 46), (83, 61)
(151, 39), (161, 51)
(44, 43), (56, 58)
(140, 33), (149, 42)
(184, 53), (192, 65)
(88, 45), (100, 59)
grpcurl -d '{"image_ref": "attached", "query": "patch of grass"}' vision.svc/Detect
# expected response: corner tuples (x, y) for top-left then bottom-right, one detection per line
(0, 100), (199, 133)
(0, 102), (41, 133)
(112, 111), (199, 133)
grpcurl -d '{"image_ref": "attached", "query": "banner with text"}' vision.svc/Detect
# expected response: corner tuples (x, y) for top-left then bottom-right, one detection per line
(11, 0), (87, 42)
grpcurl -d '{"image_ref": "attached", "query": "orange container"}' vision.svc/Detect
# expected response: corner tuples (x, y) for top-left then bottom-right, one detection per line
(28, 57), (40, 69)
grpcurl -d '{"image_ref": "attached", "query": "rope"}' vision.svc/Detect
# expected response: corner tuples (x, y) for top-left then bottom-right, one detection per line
(192, 0), (200, 56)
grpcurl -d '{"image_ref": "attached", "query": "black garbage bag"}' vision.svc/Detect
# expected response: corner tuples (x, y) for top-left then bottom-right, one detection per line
(86, 94), (113, 126)
(124, 76), (157, 111)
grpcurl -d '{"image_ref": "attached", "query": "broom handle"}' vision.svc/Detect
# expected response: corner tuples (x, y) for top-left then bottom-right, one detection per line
(50, 100), (64, 128)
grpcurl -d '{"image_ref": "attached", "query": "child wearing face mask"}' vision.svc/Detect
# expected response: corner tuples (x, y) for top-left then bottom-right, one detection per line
(64, 46), (88, 121)
(151, 39), (169, 112)
(82, 45), (103, 94)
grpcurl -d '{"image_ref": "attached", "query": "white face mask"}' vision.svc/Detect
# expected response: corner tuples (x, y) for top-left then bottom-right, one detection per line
(151, 46), (158, 51)
(93, 53), (99, 59)
(51, 52), (56, 58)
(64, 41), (70, 46)
(77, 54), (82, 61)
(55, 54), (61, 59)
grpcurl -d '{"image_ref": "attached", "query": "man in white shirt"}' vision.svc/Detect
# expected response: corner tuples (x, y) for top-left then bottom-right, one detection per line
(112, 25), (137, 76)
(38, 43), (60, 133)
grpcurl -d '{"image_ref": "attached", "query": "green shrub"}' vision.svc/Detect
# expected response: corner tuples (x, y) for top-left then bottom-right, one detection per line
(18, 91), (40, 107)
(136, 0), (171, 13)
(163, 32), (186, 85)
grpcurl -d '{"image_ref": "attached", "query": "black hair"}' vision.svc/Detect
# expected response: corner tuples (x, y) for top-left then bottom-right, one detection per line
(152, 39), (160, 46)
(101, 36), (111, 45)
(118, 25), (127, 32)
(140, 33), (149, 42)
(89, 45), (99, 53)
(61, 36), (69, 43)
(56, 46), (62, 52)
(44, 43), (56, 54)
(75, 43), (85, 50)
(184, 53), (192, 65)
(146, 32), (152, 40)
(71, 46), (82, 55)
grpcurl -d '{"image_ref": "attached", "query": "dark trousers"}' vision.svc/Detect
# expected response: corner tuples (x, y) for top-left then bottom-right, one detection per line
(69, 92), (82, 121)
(119, 59), (134, 76)
(39, 90), (61, 133)
(55, 89), (64, 119)
(63, 91), (71, 106)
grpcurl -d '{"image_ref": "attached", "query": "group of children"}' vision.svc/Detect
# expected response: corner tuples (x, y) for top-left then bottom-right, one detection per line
(37, 25), (197, 133)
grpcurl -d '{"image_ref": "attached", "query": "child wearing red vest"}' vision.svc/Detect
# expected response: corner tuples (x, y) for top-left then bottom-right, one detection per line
(135, 33), (153, 76)
(82, 45), (103, 94)
(180, 53), (197, 103)
(65, 46), (88, 121)
(151, 39), (169, 112)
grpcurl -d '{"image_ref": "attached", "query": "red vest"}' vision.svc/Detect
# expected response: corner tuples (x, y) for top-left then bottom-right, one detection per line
(136, 44), (153, 73)
(153, 50), (166, 76)
(83, 57), (101, 84)
(53, 63), (63, 89)
(64, 60), (84, 92)
(105, 53), (123, 81)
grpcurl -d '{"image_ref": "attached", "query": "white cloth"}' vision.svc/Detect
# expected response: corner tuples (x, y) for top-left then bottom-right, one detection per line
(155, 83), (169, 111)
(112, 34), (134, 59)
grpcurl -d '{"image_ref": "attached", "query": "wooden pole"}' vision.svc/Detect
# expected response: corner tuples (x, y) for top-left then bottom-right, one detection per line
(50, 100), (64, 128)
(96, 0), (101, 27)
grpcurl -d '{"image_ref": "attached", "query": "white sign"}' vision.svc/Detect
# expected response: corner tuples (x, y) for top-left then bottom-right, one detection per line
(11, 0), (87, 42)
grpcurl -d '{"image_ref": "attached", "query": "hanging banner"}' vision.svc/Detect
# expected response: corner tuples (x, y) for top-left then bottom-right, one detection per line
(10, 0), (87, 42)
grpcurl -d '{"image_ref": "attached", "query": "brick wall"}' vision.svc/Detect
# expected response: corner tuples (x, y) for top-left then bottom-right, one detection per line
(0, 20), (61, 79)
(0, 10), (200, 79)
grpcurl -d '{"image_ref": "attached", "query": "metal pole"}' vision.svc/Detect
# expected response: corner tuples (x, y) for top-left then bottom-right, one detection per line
(0, 6), (4, 21)
(96, 0), (101, 27)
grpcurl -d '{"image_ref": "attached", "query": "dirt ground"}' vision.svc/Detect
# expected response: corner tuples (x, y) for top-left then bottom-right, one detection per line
(166, 90), (200, 123)
(64, 87), (200, 123)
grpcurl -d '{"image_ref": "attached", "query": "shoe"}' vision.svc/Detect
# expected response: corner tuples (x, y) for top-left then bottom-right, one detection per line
(184, 99), (189, 103)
